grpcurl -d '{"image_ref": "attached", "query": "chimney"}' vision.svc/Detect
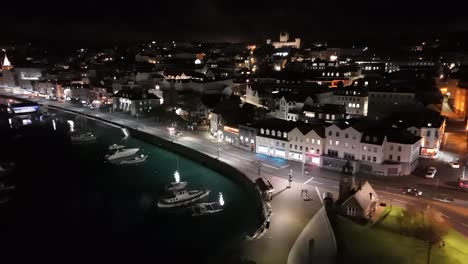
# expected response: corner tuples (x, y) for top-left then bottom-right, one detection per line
(369, 192), (373, 200)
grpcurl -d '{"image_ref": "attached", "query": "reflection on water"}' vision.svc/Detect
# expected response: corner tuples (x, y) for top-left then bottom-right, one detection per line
(2, 112), (259, 262)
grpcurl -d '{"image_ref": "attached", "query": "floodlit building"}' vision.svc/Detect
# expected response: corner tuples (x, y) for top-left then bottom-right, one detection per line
(112, 89), (161, 116)
(332, 87), (369, 117)
(267, 32), (301, 49)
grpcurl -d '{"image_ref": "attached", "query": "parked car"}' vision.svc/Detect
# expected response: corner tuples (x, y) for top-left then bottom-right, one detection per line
(174, 131), (182, 136)
(458, 178), (468, 191)
(425, 167), (437, 178)
(449, 161), (460, 168)
(402, 187), (423, 197)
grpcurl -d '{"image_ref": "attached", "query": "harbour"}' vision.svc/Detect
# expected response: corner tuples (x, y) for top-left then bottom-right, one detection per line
(1, 109), (261, 263)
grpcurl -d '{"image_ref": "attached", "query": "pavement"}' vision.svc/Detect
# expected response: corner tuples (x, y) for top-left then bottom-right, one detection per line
(6, 93), (468, 261)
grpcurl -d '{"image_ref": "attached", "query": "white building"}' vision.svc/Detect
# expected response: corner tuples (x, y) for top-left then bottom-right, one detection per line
(112, 90), (162, 116)
(276, 95), (314, 121)
(387, 110), (446, 158)
(332, 88), (369, 116)
(267, 32), (301, 49)
(360, 130), (421, 176)
(322, 119), (422, 176)
(254, 120), (325, 166)
(322, 120), (365, 173)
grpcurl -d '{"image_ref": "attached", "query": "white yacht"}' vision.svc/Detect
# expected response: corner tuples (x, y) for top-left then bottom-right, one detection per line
(105, 147), (140, 162)
(157, 170), (210, 208)
(119, 154), (148, 165)
(157, 189), (210, 208)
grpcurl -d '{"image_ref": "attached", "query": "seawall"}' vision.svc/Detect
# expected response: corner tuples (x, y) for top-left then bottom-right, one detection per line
(46, 105), (265, 225)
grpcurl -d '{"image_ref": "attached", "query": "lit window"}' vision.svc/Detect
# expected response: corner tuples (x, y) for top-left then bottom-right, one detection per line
(261, 129), (264, 134)
(240, 136), (244, 140)
(335, 141), (339, 146)
(246, 137), (249, 142)
(329, 140), (332, 145)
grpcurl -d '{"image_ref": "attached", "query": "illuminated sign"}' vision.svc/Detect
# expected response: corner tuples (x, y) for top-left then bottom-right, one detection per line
(12, 105), (39, 114)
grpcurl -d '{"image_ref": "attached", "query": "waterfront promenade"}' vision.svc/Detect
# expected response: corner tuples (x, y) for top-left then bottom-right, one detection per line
(43, 102), (336, 264)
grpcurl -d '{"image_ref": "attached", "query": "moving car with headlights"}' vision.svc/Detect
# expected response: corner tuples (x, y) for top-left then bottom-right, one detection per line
(458, 178), (468, 191)
(449, 161), (460, 168)
(402, 187), (423, 197)
(425, 167), (437, 178)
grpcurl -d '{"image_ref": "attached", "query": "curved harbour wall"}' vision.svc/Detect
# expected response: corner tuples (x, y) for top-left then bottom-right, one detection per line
(47, 105), (265, 224)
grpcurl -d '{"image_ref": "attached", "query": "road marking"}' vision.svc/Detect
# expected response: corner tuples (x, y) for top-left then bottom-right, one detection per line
(279, 165), (290, 169)
(309, 180), (323, 185)
(315, 187), (323, 205)
(441, 214), (451, 219)
(332, 185), (339, 189)
(303, 177), (314, 184)
(263, 163), (279, 170)
(393, 199), (416, 206)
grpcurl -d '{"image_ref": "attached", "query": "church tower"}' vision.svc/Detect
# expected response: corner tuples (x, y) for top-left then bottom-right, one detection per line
(2, 54), (12, 70)
(338, 174), (356, 203)
(1, 54), (15, 87)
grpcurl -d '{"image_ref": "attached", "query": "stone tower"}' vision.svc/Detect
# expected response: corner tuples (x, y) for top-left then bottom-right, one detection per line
(279, 32), (289, 42)
(338, 174), (356, 202)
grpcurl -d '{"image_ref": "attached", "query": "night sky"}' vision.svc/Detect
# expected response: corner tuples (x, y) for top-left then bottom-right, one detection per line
(2, 0), (467, 45)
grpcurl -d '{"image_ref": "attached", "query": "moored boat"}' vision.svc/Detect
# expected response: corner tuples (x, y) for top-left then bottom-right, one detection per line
(105, 147), (140, 161)
(71, 132), (96, 143)
(157, 189), (210, 208)
(191, 201), (223, 216)
(119, 154), (148, 165)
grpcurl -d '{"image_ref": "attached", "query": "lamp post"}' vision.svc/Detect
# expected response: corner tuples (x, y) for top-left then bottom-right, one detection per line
(217, 131), (221, 160)
(301, 154), (305, 178)
(288, 169), (292, 188)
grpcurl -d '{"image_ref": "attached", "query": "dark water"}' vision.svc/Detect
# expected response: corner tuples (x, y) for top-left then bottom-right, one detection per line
(1, 113), (259, 263)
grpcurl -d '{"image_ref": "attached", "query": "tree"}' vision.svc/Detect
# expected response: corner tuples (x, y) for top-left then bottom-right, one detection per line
(397, 205), (449, 264)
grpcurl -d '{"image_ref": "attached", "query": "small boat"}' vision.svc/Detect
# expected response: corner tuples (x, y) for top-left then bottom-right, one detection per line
(105, 147), (140, 161)
(119, 154), (148, 165)
(71, 132), (96, 143)
(108, 144), (125, 150)
(157, 189), (210, 208)
(191, 201), (223, 216)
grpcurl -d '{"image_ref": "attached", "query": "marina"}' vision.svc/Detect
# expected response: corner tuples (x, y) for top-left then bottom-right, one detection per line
(33, 110), (260, 262)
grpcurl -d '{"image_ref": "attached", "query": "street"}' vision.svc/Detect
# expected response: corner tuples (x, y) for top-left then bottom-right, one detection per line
(7, 93), (468, 263)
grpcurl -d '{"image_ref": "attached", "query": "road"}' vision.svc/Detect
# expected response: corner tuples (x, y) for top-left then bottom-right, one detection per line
(42, 101), (468, 235)
(5, 93), (468, 262)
